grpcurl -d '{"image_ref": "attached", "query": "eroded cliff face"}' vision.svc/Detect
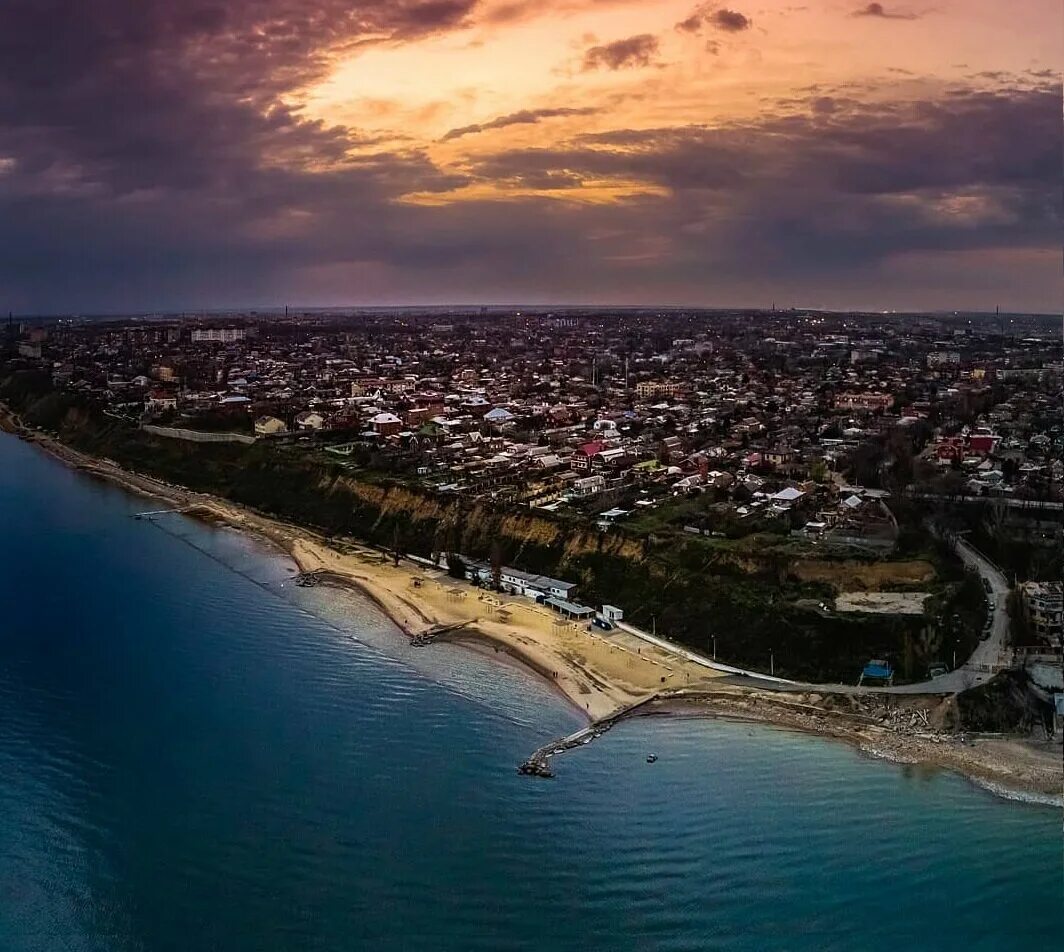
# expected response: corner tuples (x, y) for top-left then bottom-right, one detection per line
(790, 558), (936, 591)
(320, 474), (651, 576)
(214, 470), (932, 682)
(955, 671), (1055, 734)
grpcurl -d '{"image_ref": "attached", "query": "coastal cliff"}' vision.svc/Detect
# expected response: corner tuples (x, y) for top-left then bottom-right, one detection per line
(2, 371), (974, 683)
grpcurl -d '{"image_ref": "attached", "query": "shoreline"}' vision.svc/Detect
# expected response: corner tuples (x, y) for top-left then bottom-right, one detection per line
(625, 691), (1063, 803)
(2, 414), (1060, 802)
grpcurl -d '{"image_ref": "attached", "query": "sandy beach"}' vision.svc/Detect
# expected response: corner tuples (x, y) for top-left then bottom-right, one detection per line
(285, 534), (722, 719)
(0, 413), (720, 721)
(4, 412), (1060, 801)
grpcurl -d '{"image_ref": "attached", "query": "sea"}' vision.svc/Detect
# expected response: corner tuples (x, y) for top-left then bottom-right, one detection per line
(0, 432), (1060, 952)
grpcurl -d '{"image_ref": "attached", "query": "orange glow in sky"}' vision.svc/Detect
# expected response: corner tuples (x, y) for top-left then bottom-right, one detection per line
(1, 0), (1059, 310)
(296, 0), (1059, 204)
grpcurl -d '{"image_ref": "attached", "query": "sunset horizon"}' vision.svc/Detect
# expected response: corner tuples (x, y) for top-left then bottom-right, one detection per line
(1, 1), (1059, 313)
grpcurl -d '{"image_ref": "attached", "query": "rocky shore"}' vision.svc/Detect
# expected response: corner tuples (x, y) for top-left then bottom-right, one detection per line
(634, 689), (1063, 803)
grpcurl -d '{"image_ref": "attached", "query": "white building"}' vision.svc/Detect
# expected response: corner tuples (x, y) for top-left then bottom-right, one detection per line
(294, 410), (325, 431)
(573, 475), (605, 496)
(191, 327), (247, 343)
(1022, 582), (1063, 646)
(927, 350), (961, 368)
(498, 567), (578, 601)
(254, 415), (287, 436)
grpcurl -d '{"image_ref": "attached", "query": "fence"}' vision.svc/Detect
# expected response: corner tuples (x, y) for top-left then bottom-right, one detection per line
(141, 424), (257, 445)
(614, 621), (795, 684)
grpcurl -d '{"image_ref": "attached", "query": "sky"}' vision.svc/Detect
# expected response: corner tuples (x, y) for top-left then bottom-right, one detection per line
(0, 0), (1059, 313)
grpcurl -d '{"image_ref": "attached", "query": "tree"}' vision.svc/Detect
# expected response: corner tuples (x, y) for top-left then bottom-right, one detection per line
(490, 540), (503, 591)
(446, 553), (466, 580)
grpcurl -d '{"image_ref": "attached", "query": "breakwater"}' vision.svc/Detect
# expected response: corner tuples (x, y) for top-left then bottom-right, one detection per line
(519, 694), (664, 777)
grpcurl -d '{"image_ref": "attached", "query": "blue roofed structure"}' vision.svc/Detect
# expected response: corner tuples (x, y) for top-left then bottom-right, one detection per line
(858, 660), (894, 686)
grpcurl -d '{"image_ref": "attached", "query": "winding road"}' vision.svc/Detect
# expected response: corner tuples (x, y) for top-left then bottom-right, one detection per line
(702, 533), (1013, 697)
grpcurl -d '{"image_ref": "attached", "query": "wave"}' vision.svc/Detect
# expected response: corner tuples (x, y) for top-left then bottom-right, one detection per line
(968, 777), (1063, 809)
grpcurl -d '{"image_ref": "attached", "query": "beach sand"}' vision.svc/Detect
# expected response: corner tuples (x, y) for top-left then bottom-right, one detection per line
(285, 535), (722, 719)
(639, 690), (1064, 801)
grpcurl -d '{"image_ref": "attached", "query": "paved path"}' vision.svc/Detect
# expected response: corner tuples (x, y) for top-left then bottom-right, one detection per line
(613, 622), (797, 685)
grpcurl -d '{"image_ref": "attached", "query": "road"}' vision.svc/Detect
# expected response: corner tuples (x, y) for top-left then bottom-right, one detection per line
(720, 534), (1013, 697)
(904, 491), (1062, 512)
(612, 621), (797, 685)
(877, 533), (1011, 693)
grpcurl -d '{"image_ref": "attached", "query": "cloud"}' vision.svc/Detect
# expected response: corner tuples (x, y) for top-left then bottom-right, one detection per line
(440, 107), (600, 141)
(676, 13), (704, 34)
(0, 1), (479, 196)
(0, 0), (1056, 313)
(466, 82), (1060, 287)
(481, 1), (661, 28)
(582, 34), (660, 71)
(709, 9), (752, 32)
(852, 3), (918, 20)
(0, 0), (480, 308)
(676, 5), (752, 35)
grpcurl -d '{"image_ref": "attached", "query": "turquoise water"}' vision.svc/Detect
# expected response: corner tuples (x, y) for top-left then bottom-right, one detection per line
(0, 433), (1060, 951)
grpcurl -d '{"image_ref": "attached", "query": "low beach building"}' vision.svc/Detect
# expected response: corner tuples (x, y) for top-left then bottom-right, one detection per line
(543, 597), (594, 620)
(457, 557), (578, 603)
(499, 567), (577, 601)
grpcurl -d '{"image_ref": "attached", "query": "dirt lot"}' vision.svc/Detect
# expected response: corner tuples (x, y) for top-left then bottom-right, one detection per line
(791, 558), (936, 591)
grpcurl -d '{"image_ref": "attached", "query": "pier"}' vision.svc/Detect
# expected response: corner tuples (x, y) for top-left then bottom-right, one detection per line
(518, 693), (662, 778)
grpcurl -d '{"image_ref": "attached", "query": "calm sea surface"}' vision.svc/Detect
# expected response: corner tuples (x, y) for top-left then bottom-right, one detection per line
(0, 433), (1060, 951)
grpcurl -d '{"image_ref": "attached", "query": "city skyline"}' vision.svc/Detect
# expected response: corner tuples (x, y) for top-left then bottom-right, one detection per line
(1, 0), (1059, 312)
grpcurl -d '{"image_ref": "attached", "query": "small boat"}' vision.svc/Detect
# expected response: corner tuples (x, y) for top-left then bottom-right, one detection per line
(646, 754), (658, 764)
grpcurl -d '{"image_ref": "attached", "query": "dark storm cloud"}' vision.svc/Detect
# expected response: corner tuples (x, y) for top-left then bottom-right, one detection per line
(709, 9), (751, 32)
(501, 83), (1056, 198)
(676, 13), (705, 34)
(440, 107), (600, 141)
(582, 34), (660, 71)
(852, 3), (918, 20)
(676, 6), (751, 35)
(0, 1), (477, 192)
(467, 82), (1060, 273)
(0, 0), (481, 307)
